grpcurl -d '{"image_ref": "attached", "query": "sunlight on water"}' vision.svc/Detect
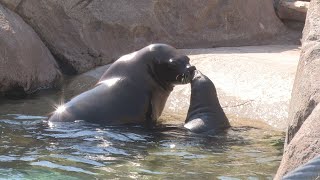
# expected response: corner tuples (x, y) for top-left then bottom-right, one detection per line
(0, 91), (284, 179)
(0, 115), (283, 179)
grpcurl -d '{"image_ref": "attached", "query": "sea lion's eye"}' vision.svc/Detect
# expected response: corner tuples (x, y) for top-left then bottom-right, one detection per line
(168, 59), (177, 69)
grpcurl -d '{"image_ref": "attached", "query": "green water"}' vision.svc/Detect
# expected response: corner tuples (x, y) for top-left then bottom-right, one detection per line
(0, 91), (284, 179)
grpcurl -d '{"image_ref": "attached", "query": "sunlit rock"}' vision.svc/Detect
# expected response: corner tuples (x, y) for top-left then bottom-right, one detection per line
(275, 2), (320, 178)
(0, 4), (61, 97)
(0, 0), (291, 74)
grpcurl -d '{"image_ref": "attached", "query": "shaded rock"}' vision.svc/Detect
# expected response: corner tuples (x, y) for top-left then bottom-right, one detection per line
(274, 0), (309, 32)
(286, 0), (320, 146)
(64, 45), (300, 130)
(275, 1), (320, 178)
(0, 4), (61, 97)
(0, 0), (20, 11)
(0, 0), (288, 74)
(275, 104), (320, 179)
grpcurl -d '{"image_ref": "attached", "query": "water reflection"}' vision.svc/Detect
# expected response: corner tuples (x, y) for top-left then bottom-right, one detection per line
(0, 113), (283, 179)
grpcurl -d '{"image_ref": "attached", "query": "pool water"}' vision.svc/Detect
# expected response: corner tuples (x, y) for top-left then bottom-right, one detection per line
(0, 91), (284, 179)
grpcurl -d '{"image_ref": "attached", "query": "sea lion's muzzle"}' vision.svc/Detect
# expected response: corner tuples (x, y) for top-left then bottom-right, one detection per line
(176, 65), (197, 84)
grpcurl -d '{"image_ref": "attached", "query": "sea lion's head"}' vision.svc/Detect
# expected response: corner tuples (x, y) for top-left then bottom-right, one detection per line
(166, 55), (196, 85)
(149, 44), (196, 86)
(154, 54), (196, 86)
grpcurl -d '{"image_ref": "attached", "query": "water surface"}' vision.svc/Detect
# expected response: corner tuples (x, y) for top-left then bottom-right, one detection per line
(0, 91), (283, 179)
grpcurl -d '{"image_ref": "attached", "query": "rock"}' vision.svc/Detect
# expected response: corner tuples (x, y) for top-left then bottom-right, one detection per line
(0, 0), (288, 74)
(286, 0), (320, 146)
(0, 4), (61, 97)
(275, 1), (320, 178)
(0, 0), (20, 10)
(275, 0), (309, 22)
(64, 45), (300, 130)
(275, 104), (320, 179)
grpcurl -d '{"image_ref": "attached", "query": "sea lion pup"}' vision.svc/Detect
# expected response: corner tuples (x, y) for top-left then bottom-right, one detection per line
(184, 70), (230, 134)
(49, 44), (196, 127)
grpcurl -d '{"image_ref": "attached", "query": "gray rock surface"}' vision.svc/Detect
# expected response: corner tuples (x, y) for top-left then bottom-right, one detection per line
(286, 0), (320, 145)
(64, 45), (300, 130)
(275, 1), (320, 178)
(0, 0), (20, 10)
(275, 104), (320, 179)
(0, 0), (288, 74)
(0, 4), (61, 96)
(275, 0), (309, 22)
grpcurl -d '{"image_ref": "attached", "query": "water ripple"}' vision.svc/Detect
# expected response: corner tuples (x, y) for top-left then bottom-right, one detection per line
(51, 154), (105, 167)
(31, 161), (97, 175)
(0, 112), (283, 179)
(43, 130), (99, 139)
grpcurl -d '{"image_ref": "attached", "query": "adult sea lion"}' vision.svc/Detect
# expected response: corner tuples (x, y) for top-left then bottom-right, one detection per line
(184, 70), (230, 133)
(49, 44), (196, 127)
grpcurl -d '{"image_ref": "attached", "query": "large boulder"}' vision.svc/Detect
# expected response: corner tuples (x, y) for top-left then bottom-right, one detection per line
(275, 104), (320, 178)
(285, 0), (320, 146)
(0, 0), (287, 74)
(0, 4), (61, 96)
(275, 0), (320, 178)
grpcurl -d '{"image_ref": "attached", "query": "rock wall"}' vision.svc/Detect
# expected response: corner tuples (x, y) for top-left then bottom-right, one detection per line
(276, 0), (320, 178)
(286, 0), (320, 146)
(0, 4), (61, 96)
(0, 0), (286, 74)
(276, 104), (320, 178)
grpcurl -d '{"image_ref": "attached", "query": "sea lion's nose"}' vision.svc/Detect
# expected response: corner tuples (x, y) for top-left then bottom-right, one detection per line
(184, 65), (196, 83)
(187, 65), (196, 74)
(187, 64), (197, 72)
